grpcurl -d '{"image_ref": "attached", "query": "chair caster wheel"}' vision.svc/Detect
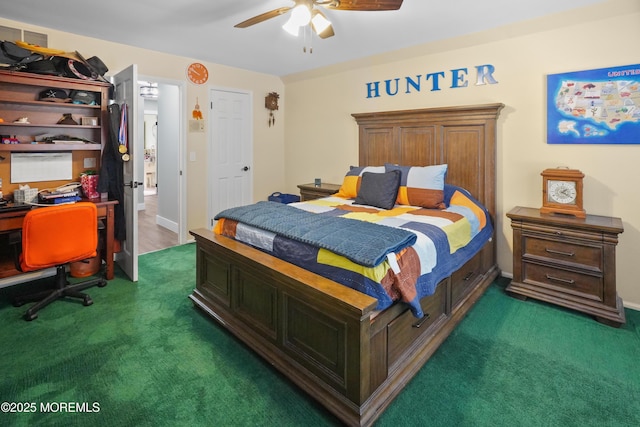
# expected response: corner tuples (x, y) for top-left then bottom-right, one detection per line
(13, 300), (26, 307)
(83, 296), (93, 306)
(24, 312), (37, 321)
(98, 280), (107, 288)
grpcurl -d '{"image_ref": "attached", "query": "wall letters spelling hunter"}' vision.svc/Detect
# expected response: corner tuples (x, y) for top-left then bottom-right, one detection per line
(366, 64), (498, 98)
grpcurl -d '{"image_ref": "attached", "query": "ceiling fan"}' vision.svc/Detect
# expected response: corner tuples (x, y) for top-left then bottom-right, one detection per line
(234, 0), (403, 39)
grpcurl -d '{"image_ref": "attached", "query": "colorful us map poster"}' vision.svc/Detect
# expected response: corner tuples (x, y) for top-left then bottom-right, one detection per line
(547, 64), (640, 144)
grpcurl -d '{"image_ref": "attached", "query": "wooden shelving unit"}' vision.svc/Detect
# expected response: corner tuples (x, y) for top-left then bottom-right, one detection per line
(0, 70), (111, 194)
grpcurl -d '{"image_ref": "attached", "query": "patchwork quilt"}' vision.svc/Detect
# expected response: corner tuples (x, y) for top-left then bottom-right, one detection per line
(214, 185), (493, 318)
(214, 201), (417, 268)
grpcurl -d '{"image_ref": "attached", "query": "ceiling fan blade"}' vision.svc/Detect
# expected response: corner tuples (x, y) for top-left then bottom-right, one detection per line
(324, 0), (403, 11)
(311, 9), (335, 39)
(234, 7), (291, 28)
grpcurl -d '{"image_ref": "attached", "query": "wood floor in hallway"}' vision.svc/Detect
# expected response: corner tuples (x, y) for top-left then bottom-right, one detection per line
(138, 194), (178, 254)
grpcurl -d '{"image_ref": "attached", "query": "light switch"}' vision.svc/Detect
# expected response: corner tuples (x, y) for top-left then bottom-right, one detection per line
(190, 151), (196, 162)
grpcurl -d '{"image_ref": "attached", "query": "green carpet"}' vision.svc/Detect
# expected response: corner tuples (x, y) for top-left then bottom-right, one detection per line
(0, 243), (639, 426)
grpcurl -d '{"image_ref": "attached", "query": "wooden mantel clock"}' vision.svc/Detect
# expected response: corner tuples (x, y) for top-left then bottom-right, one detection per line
(540, 167), (586, 218)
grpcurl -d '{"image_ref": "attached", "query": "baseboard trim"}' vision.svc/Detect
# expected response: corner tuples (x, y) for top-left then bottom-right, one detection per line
(156, 215), (178, 233)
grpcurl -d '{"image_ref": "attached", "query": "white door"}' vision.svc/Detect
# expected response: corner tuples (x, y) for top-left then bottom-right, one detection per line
(113, 65), (140, 281)
(209, 89), (253, 226)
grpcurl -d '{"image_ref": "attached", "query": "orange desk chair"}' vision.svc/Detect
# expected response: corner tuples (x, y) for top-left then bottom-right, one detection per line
(13, 202), (106, 321)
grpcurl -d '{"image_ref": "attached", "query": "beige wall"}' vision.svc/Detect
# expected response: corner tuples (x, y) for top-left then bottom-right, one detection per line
(282, 0), (640, 308)
(0, 17), (286, 233)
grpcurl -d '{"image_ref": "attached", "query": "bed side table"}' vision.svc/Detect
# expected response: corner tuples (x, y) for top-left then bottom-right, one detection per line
(297, 183), (340, 201)
(506, 206), (625, 327)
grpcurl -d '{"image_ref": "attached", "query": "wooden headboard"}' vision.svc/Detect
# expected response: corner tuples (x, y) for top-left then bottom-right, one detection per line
(352, 103), (504, 223)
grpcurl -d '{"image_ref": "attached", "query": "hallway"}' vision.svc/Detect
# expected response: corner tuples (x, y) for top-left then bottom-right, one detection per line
(138, 195), (178, 254)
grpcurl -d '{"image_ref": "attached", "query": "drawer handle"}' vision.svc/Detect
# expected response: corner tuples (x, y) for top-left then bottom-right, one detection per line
(545, 248), (575, 257)
(412, 313), (430, 328)
(546, 274), (575, 285)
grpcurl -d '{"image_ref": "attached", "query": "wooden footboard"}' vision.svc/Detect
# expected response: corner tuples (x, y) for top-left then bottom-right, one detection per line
(189, 228), (499, 426)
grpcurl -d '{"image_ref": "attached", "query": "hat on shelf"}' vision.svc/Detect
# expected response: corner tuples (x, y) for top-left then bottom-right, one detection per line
(86, 56), (108, 76)
(24, 58), (62, 75)
(57, 113), (78, 125)
(61, 58), (97, 80)
(38, 88), (71, 103)
(70, 90), (97, 105)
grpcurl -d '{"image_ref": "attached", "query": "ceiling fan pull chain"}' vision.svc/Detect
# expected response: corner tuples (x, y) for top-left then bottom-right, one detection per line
(303, 24), (308, 53)
(303, 24), (313, 54)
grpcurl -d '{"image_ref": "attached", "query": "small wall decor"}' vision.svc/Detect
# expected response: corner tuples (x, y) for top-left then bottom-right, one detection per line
(265, 92), (279, 127)
(192, 97), (203, 120)
(547, 63), (640, 144)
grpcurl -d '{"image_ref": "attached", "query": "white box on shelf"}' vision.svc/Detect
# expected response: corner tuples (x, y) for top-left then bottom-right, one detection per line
(14, 188), (38, 204)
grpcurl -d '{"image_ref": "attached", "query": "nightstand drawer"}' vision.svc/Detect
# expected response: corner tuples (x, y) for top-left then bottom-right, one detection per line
(521, 222), (603, 241)
(523, 236), (602, 272)
(522, 262), (602, 301)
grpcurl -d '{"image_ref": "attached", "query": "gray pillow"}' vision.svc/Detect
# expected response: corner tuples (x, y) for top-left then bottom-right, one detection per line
(354, 170), (401, 210)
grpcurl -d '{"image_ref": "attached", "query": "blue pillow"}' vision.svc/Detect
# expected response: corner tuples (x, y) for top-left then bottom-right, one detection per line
(353, 170), (401, 210)
(335, 165), (385, 199)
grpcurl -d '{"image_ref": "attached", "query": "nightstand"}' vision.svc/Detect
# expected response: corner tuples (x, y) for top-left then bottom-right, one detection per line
(506, 206), (625, 327)
(297, 183), (341, 201)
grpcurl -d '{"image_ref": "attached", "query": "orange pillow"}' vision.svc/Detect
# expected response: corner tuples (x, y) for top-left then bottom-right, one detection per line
(334, 166), (385, 199)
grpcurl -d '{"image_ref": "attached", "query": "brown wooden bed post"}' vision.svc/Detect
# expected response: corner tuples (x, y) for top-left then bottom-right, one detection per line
(190, 103), (504, 426)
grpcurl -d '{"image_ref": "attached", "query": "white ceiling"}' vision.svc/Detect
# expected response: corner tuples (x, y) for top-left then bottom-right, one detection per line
(1, 0), (607, 77)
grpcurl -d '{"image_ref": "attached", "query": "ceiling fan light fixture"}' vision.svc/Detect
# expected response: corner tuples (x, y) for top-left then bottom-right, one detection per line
(139, 81), (159, 99)
(282, 17), (300, 36)
(282, 3), (312, 36)
(290, 4), (312, 26)
(311, 13), (331, 36)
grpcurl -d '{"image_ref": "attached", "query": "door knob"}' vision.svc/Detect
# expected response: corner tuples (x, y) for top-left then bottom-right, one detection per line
(242, 166), (250, 171)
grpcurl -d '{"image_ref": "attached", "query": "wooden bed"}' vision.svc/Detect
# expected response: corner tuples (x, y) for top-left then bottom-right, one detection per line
(189, 103), (504, 426)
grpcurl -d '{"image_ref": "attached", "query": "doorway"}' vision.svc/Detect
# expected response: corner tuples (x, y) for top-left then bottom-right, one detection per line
(137, 77), (186, 254)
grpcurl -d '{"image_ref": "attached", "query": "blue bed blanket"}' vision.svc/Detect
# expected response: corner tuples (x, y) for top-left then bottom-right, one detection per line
(214, 201), (417, 267)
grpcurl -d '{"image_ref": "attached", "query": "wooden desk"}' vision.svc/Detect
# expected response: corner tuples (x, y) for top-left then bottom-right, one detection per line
(0, 199), (118, 281)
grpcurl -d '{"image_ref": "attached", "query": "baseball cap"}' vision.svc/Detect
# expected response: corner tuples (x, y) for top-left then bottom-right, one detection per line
(38, 88), (71, 103)
(70, 90), (97, 105)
